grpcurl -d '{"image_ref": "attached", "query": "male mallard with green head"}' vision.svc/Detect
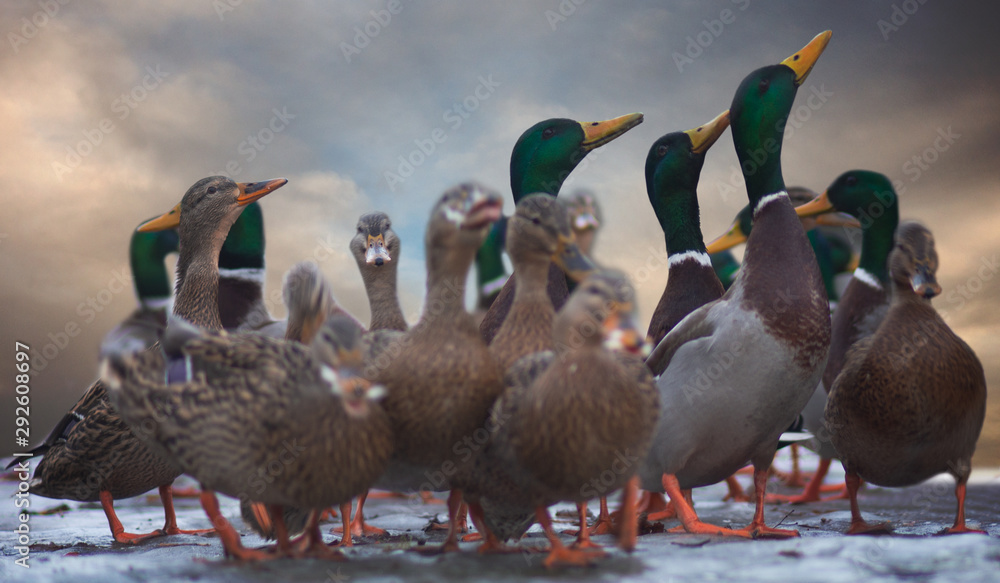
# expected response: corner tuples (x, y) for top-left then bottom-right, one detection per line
(480, 113), (643, 343)
(641, 31), (834, 539)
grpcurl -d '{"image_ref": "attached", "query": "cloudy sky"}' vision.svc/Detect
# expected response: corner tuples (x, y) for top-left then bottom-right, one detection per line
(2, 1), (999, 465)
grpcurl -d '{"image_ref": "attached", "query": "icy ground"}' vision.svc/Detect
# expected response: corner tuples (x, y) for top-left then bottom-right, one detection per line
(1, 451), (998, 583)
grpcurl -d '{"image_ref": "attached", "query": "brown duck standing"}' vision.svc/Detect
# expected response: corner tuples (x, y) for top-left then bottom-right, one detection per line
(468, 271), (659, 567)
(826, 221), (987, 535)
(365, 183), (505, 553)
(11, 177), (284, 545)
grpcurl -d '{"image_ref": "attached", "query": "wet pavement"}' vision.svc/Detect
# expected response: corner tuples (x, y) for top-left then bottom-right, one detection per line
(1, 451), (998, 583)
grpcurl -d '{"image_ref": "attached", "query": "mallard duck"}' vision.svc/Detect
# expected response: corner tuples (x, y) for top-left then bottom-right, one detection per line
(563, 189), (602, 259)
(468, 271), (659, 567)
(644, 110), (730, 349)
(104, 306), (394, 560)
(13, 177), (285, 545)
(350, 212), (407, 333)
(365, 183), (505, 552)
(768, 170), (900, 504)
(705, 187), (861, 490)
(640, 31), (833, 539)
(100, 225), (179, 356)
(489, 194), (595, 372)
(479, 113), (644, 343)
(474, 219), (509, 322)
(710, 250), (740, 291)
(825, 221), (986, 535)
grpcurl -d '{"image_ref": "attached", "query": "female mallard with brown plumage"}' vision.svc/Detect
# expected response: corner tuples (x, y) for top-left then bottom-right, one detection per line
(825, 221), (987, 535)
(468, 270), (659, 567)
(488, 194), (595, 373)
(11, 176), (284, 545)
(365, 183), (505, 553)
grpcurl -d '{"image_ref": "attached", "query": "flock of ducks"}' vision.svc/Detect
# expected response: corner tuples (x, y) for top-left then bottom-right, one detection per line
(13, 30), (990, 568)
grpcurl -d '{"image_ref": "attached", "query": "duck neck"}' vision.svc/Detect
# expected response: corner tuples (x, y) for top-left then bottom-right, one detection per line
(174, 229), (227, 331)
(362, 263), (407, 331)
(652, 184), (708, 259)
(858, 213), (898, 287)
(421, 245), (474, 325)
(130, 231), (176, 308)
(512, 256), (551, 304)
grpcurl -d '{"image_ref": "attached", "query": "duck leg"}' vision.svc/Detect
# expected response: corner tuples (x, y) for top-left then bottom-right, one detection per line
(617, 475), (639, 552)
(635, 491), (670, 514)
(332, 491), (387, 537)
(335, 501), (354, 547)
(589, 496), (615, 535)
(157, 485), (214, 536)
(417, 489), (464, 554)
(100, 490), (165, 544)
(723, 475), (750, 502)
(268, 504), (293, 557)
(731, 466), (800, 538)
(767, 457), (847, 504)
(467, 502), (515, 553)
(568, 501), (605, 552)
(661, 474), (750, 537)
(942, 479), (986, 535)
(198, 490), (272, 560)
(844, 471), (891, 534)
(536, 507), (597, 568)
(294, 509), (347, 560)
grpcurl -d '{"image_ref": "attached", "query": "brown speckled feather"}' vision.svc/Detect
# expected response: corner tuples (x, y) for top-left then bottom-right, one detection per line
(108, 331), (394, 509)
(479, 265), (569, 344)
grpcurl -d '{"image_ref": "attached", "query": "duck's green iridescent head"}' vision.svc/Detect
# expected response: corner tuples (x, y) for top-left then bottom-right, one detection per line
(218, 201), (265, 270)
(796, 170), (899, 283)
(644, 110), (730, 255)
(129, 226), (179, 303)
(510, 113), (643, 201)
(730, 31), (831, 203)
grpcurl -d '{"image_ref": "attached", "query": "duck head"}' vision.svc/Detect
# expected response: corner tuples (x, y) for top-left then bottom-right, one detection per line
(795, 170), (900, 284)
(426, 182), (504, 261)
(563, 189), (603, 256)
(218, 201), (265, 272)
(730, 31), (831, 204)
(890, 221), (941, 300)
(555, 270), (646, 357)
(645, 110), (730, 255)
(351, 211), (399, 268)
(508, 194), (596, 282)
(510, 113), (643, 200)
(129, 225), (179, 306)
(314, 314), (387, 418)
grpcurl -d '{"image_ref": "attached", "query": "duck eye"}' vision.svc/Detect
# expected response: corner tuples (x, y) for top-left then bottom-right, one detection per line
(845, 175), (858, 187)
(207, 186), (217, 194)
(758, 78), (770, 92)
(542, 128), (555, 139)
(656, 144), (668, 157)
(530, 217), (541, 225)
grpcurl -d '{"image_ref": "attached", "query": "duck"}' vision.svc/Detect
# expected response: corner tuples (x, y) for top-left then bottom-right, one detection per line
(704, 187), (860, 490)
(825, 221), (986, 535)
(640, 31), (833, 539)
(350, 212), (407, 333)
(563, 189), (602, 260)
(468, 270), (659, 567)
(479, 113), (644, 343)
(13, 177), (285, 546)
(644, 110), (731, 350)
(630, 111), (736, 518)
(364, 183), (505, 553)
(473, 219), (509, 325)
(99, 225), (179, 356)
(769, 170), (900, 504)
(710, 250), (740, 291)
(104, 305), (394, 560)
(488, 194), (595, 373)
